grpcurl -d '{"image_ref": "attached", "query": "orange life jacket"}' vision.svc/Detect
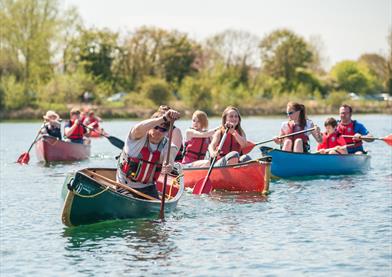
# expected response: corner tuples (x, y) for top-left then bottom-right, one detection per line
(337, 120), (362, 148)
(317, 131), (345, 150)
(182, 137), (210, 163)
(218, 131), (242, 159)
(66, 120), (85, 140)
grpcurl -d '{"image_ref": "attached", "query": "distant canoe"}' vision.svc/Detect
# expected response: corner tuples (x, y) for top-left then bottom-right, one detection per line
(183, 158), (272, 194)
(88, 128), (105, 138)
(35, 135), (90, 163)
(260, 146), (371, 178)
(61, 168), (184, 227)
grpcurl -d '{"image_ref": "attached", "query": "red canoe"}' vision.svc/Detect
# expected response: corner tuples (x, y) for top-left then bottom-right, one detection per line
(35, 135), (91, 163)
(88, 128), (104, 138)
(183, 158), (272, 194)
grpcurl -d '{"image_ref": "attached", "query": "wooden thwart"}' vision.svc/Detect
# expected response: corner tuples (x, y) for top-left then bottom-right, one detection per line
(84, 169), (158, 201)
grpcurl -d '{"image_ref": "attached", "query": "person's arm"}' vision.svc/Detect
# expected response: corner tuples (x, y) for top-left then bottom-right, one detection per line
(161, 144), (179, 175)
(274, 123), (287, 144)
(172, 128), (183, 150)
(64, 120), (79, 137)
(309, 121), (322, 143)
(353, 123), (374, 142)
(208, 130), (221, 158)
(232, 130), (248, 149)
(130, 117), (165, 140)
(185, 127), (218, 140)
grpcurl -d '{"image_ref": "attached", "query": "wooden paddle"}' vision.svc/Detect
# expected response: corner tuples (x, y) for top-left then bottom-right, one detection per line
(159, 120), (175, 220)
(82, 124), (124, 149)
(242, 127), (316, 154)
(16, 124), (44, 164)
(342, 134), (392, 146)
(193, 127), (230, 195)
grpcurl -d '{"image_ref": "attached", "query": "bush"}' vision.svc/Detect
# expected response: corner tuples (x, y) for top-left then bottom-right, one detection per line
(326, 90), (349, 109)
(124, 92), (156, 108)
(1, 76), (27, 110)
(179, 76), (212, 112)
(140, 78), (171, 105)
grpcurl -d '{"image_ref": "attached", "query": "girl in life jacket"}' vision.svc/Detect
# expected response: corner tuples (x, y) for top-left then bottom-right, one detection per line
(158, 105), (184, 162)
(116, 109), (181, 199)
(64, 108), (89, 144)
(274, 102), (322, 153)
(182, 110), (219, 164)
(208, 106), (251, 167)
(317, 117), (347, 154)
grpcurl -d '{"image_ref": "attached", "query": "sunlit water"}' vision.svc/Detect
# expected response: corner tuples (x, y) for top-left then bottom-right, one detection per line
(1, 114), (391, 276)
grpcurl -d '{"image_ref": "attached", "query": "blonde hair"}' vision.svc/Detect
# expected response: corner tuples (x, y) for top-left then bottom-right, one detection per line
(220, 106), (244, 136)
(192, 110), (208, 130)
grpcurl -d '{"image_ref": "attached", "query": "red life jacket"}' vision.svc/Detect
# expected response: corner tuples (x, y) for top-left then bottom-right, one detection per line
(218, 131), (242, 159)
(317, 131), (345, 150)
(66, 120), (85, 140)
(337, 120), (362, 148)
(120, 138), (166, 184)
(286, 121), (309, 145)
(182, 137), (210, 163)
(86, 117), (99, 128)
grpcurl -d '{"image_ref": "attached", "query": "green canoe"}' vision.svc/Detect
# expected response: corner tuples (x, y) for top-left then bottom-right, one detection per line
(61, 168), (184, 227)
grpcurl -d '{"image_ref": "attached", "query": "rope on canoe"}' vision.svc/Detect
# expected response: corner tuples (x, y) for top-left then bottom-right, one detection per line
(71, 185), (110, 198)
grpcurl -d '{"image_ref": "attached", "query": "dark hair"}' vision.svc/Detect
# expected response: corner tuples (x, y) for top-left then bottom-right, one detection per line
(324, 117), (337, 128)
(151, 110), (169, 128)
(287, 102), (307, 129)
(340, 104), (352, 113)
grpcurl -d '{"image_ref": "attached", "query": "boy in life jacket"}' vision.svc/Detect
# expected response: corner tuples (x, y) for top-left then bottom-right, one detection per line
(317, 117), (347, 154)
(274, 102), (322, 153)
(116, 108), (180, 199)
(42, 110), (62, 140)
(64, 108), (89, 144)
(337, 104), (374, 154)
(182, 110), (219, 164)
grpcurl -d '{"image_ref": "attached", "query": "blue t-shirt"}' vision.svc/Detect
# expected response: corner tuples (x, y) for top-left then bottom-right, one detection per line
(345, 120), (369, 153)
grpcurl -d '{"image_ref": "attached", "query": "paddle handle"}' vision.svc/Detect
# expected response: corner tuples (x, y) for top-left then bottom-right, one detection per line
(205, 128), (230, 179)
(159, 120), (175, 220)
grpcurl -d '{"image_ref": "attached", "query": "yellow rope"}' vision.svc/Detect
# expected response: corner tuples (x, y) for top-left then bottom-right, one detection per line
(72, 186), (110, 198)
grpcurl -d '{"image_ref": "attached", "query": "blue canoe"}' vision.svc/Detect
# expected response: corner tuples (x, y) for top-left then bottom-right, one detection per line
(260, 146), (371, 178)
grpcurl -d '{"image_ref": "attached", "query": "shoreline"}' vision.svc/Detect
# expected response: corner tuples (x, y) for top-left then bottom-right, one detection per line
(1, 103), (391, 121)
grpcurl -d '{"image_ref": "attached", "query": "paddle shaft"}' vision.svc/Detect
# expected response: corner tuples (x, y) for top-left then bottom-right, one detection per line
(27, 125), (44, 152)
(342, 135), (381, 140)
(316, 143), (356, 153)
(159, 120), (175, 220)
(258, 127), (316, 146)
(82, 123), (124, 149)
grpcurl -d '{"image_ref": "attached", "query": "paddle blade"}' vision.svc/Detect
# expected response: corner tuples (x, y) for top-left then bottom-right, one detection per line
(17, 152), (30, 164)
(382, 134), (392, 146)
(242, 141), (256, 155)
(193, 177), (212, 195)
(107, 136), (124, 149)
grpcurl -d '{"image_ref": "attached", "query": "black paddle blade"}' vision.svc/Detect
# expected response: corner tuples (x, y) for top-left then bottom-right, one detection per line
(107, 136), (124, 149)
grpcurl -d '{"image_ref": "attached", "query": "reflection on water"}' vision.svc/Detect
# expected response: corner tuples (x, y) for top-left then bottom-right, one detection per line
(209, 191), (269, 204)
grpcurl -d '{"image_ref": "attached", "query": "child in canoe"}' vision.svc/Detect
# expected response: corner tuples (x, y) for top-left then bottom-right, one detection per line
(317, 117), (347, 154)
(64, 108), (90, 144)
(274, 102), (322, 153)
(182, 110), (219, 164)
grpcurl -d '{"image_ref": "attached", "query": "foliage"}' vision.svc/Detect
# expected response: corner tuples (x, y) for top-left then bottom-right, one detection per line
(140, 77), (171, 105)
(330, 60), (382, 95)
(259, 29), (313, 91)
(325, 90), (349, 109)
(179, 76), (213, 112)
(1, 75), (28, 110)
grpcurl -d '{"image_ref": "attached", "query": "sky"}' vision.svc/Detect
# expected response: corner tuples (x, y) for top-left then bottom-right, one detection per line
(63, 0), (391, 69)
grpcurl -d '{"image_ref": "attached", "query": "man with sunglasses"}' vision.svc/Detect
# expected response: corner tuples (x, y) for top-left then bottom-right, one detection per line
(116, 108), (180, 198)
(337, 104), (374, 154)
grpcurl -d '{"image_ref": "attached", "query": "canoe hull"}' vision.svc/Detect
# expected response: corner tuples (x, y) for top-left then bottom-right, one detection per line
(35, 135), (90, 162)
(260, 146), (371, 178)
(61, 168), (184, 227)
(183, 158), (271, 193)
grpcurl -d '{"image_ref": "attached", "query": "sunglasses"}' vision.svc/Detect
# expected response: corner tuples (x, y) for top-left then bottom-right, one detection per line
(286, 110), (297, 116)
(154, 126), (168, 133)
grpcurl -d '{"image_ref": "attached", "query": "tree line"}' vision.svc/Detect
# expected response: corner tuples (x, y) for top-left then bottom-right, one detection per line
(1, 0), (391, 115)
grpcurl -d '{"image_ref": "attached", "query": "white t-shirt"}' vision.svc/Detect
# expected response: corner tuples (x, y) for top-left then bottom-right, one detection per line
(116, 132), (178, 188)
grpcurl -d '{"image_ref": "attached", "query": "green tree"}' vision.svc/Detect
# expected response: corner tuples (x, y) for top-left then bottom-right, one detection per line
(140, 77), (171, 105)
(179, 76), (212, 112)
(0, 0), (61, 93)
(259, 29), (313, 91)
(330, 60), (381, 95)
(386, 30), (392, 94)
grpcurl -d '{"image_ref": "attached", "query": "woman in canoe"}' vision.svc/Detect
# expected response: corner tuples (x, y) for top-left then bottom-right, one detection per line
(42, 110), (62, 140)
(116, 108), (180, 198)
(182, 110), (219, 164)
(317, 117), (347, 154)
(83, 110), (106, 136)
(274, 102), (322, 153)
(158, 105), (184, 162)
(64, 108), (90, 144)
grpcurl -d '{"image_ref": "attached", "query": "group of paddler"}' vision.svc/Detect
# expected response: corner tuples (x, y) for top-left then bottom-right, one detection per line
(18, 102), (389, 200)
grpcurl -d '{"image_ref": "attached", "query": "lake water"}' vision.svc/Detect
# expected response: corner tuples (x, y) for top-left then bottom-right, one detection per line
(1, 114), (391, 276)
